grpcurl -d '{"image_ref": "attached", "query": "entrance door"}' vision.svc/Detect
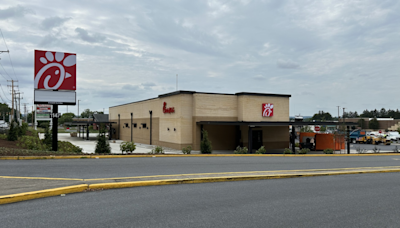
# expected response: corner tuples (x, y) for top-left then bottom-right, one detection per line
(252, 130), (263, 151)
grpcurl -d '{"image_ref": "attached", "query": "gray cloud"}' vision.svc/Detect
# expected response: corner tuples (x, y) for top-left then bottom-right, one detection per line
(1, 0), (400, 116)
(41, 16), (71, 29)
(252, 75), (265, 81)
(122, 84), (140, 90)
(141, 82), (156, 87)
(276, 59), (300, 69)
(0, 5), (34, 20)
(75, 27), (106, 43)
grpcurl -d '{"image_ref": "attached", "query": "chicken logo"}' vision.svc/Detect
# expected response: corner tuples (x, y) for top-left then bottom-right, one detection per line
(34, 50), (76, 90)
(262, 103), (273, 117)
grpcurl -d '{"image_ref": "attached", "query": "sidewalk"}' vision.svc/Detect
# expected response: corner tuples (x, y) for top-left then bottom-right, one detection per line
(42, 133), (188, 154)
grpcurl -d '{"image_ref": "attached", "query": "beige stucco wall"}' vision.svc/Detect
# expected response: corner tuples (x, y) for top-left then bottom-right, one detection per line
(193, 94), (237, 117)
(109, 92), (290, 150)
(238, 95), (289, 121)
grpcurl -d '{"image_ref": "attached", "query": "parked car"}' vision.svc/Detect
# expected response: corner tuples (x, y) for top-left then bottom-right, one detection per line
(387, 131), (400, 142)
(0, 120), (9, 129)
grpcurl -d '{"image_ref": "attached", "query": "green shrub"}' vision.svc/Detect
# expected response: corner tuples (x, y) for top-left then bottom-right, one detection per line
(7, 121), (18, 141)
(58, 141), (83, 153)
(17, 135), (48, 151)
(283, 148), (293, 154)
(0, 134), (6, 140)
(372, 146), (380, 153)
(323, 148), (334, 154)
(120, 141), (136, 154)
(95, 133), (111, 154)
(16, 135), (83, 153)
(43, 126), (52, 147)
(234, 146), (248, 154)
(255, 146), (267, 154)
(299, 148), (310, 154)
(182, 145), (192, 154)
(295, 142), (299, 147)
(151, 146), (164, 154)
(200, 130), (212, 154)
(20, 122), (28, 136)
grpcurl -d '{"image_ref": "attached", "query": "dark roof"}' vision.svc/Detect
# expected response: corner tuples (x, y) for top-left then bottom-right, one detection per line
(197, 121), (357, 126)
(111, 90), (291, 108)
(93, 114), (109, 122)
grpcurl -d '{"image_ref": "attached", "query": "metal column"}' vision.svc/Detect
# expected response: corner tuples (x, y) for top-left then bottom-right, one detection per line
(248, 126), (253, 153)
(291, 126), (296, 154)
(52, 105), (58, 151)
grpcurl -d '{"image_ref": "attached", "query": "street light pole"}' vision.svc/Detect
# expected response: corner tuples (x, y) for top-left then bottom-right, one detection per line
(78, 100), (81, 118)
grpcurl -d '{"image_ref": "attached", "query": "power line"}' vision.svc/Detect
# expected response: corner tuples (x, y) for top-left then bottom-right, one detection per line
(0, 62), (12, 80)
(0, 29), (17, 80)
(0, 69), (9, 81)
(0, 83), (11, 101)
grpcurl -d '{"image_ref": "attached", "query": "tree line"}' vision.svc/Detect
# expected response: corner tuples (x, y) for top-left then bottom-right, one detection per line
(309, 108), (400, 121)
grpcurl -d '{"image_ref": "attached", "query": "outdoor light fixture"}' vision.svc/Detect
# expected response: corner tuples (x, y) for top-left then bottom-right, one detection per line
(174, 128), (176, 131)
(168, 128), (170, 131)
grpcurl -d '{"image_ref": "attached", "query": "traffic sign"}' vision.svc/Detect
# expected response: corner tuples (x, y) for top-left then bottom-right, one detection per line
(315, 126), (320, 131)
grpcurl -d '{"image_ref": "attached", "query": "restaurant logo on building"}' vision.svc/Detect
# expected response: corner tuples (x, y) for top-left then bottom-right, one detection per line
(262, 103), (273, 117)
(163, 102), (175, 114)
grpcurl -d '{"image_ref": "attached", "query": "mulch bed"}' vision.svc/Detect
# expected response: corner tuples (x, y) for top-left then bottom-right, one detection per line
(0, 138), (21, 149)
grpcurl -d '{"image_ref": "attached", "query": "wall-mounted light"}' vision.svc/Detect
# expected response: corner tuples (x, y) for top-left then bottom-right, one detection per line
(167, 128), (170, 131)
(174, 128), (176, 131)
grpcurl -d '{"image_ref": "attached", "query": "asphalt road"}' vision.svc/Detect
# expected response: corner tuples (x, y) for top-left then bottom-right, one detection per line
(1, 173), (400, 228)
(350, 142), (400, 152)
(1, 156), (400, 179)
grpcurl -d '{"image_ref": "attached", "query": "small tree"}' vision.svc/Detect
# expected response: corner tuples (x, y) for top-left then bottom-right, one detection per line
(7, 121), (18, 141)
(200, 130), (212, 154)
(369, 117), (379, 130)
(43, 125), (52, 149)
(95, 124), (111, 154)
(120, 141), (136, 154)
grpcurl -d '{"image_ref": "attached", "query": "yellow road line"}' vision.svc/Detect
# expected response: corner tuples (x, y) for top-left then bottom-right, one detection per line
(84, 166), (400, 180)
(88, 169), (400, 190)
(3, 166), (400, 181)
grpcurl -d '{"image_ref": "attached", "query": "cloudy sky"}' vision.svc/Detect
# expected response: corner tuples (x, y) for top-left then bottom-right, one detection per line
(0, 0), (399, 117)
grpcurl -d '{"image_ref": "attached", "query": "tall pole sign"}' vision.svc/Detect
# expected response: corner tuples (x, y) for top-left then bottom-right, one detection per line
(34, 50), (77, 151)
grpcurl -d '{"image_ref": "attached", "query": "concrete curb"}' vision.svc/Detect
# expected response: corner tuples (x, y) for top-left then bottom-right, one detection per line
(3, 168), (400, 205)
(88, 169), (400, 190)
(2, 153), (400, 160)
(0, 184), (88, 205)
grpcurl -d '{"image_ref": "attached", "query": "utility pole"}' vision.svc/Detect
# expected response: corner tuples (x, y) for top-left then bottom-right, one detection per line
(7, 80), (18, 122)
(14, 91), (23, 123)
(176, 74), (178, 91)
(23, 103), (29, 122)
(343, 107), (346, 124)
(337, 106), (340, 121)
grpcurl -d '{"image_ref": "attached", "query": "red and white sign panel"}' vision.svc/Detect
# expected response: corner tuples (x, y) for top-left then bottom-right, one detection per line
(34, 50), (76, 90)
(36, 104), (51, 110)
(262, 103), (273, 117)
(315, 126), (320, 131)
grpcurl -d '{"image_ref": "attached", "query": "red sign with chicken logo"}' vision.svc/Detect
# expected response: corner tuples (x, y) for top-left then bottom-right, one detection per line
(34, 50), (76, 90)
(262, 103), (273, 117)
